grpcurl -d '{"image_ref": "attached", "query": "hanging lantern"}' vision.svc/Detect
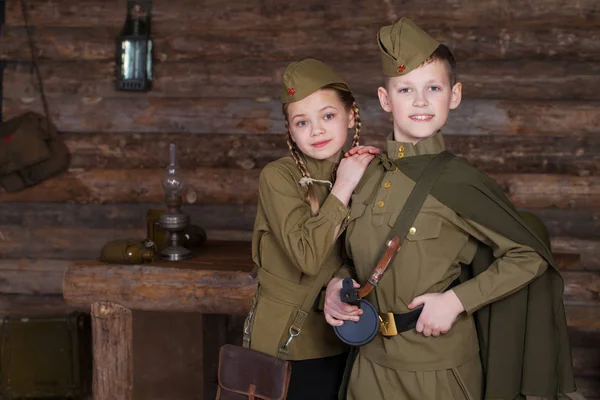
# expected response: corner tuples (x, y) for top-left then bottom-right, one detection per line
(116, 1), (153, 91)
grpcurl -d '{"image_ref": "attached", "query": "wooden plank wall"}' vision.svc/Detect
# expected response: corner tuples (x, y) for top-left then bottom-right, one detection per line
(1, 0), (599, 398)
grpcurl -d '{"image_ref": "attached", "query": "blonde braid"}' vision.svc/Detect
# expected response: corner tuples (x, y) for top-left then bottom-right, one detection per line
(351, 101), (362, 148)
(286, 128), (319, 216)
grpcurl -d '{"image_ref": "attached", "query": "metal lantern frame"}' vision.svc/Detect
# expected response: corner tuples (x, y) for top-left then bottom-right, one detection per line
(116, 1), (153, 92)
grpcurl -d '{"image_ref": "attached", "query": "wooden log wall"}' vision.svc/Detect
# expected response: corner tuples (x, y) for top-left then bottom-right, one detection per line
(0, 0), (599, 398)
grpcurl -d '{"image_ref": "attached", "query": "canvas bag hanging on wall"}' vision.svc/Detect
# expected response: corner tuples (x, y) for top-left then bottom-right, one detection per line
(0, 0), (69, 192)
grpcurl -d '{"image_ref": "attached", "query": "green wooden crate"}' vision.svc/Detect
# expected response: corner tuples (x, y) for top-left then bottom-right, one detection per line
(0, 313), (92, 399)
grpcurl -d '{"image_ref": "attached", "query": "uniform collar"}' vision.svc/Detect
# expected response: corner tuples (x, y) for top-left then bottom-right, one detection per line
(302, 153), (339, 181)
(386, 131), (446, 160)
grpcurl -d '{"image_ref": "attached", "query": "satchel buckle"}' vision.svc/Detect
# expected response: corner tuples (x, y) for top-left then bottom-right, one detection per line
(282, 326), (300, 348)
(378, 312), (398, 337)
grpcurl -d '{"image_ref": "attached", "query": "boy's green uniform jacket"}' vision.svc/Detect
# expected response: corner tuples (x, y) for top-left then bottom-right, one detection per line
(249, 155), (350, 360)
(396, 153), (575, 398)
(356, 136), (575, 398)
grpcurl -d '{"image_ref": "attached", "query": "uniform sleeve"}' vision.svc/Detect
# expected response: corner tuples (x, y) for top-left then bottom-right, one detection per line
(258, 165), (350, 276)
(334, 234), (357, 279)
(452, 218), (548, 315)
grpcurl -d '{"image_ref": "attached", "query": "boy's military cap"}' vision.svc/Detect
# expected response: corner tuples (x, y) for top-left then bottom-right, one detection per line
(281, 58), (349, 104)
(378, 17), (440, 77)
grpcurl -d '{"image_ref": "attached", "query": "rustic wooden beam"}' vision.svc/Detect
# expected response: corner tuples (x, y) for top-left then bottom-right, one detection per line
(1, 203), (596, 262)
(563, 272), (600, 306)
(523, 209), (600, 241)
(0, 226), (251, 259)
(0, 259), (69, 295)
(552, 238), (600, 271)
(64, 264), (257, 315)
(566, 305), (600, 328)
(1, 168), (598, 209)
(5, 60), (600, 101)
(4, 96), (600, 136)
(7, 0), (599, 29)
(1, 204), (596, 242)
(1, 26), (598, 62)
(488, 173), (600, 209)
(91, 302), (133, 400)
(0, 203), (257, 231)
(53, 132), (600, 175)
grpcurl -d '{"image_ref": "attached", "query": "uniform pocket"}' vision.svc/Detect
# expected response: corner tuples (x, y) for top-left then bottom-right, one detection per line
(249, 291), (297, 357)
(397, 213), (442, 241)
(447, 357), (483, 400)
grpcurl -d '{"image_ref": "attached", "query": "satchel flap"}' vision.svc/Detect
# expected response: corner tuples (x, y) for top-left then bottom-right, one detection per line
(0, 113), (51, 176)
(218, 344), (290, 400)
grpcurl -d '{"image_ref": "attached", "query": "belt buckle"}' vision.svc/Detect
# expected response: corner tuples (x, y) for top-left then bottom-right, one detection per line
(378, 312), (398, 337)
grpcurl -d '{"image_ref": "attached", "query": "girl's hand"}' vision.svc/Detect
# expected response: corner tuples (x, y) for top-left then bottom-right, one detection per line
(408, 290), (465, 337)
(345, 145), (382, 158)
(324, 277), (363, 327)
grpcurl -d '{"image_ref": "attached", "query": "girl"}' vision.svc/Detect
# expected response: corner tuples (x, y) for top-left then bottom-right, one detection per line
(245, 58), (378, 399)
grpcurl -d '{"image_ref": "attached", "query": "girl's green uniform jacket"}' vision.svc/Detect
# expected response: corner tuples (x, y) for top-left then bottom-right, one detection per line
(249, 155), (350, 361)
(342, 132), (561, 400)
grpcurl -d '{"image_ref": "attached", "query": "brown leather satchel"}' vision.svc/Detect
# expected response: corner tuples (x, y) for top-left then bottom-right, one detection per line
(216, 344), (291, 400)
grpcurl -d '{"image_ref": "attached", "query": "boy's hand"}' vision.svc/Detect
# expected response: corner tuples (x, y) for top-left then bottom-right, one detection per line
(408, 290), (465, 337)
(323, 277), (363, 327)
(344, 145), (381, 158)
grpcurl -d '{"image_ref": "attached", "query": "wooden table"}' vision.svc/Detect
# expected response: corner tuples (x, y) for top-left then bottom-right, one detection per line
(62, 241), (256, 400)
(62, 241), (585, 400)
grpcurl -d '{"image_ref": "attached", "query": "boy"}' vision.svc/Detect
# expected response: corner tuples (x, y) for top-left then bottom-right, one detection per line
(324, 17), (575, 400)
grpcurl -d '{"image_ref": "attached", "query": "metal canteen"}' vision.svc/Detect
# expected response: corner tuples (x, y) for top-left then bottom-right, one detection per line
(333, 277), (379, 346)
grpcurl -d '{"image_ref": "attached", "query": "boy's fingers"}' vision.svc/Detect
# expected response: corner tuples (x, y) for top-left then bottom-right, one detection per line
(415, 320), (424, 333)
(325, 314), (344, 327)
(327, 308), (360, 322)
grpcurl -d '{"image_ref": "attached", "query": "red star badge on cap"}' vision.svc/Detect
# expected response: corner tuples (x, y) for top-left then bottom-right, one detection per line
(287, 87), (296, 96)
(397, 64), (406, 73)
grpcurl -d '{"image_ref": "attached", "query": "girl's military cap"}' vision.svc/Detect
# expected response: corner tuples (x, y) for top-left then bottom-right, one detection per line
(281, 58), (349, 104)
(378, 17), (440, 77)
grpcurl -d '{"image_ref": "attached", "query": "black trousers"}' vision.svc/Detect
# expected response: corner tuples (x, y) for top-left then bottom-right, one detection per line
(287, 352), (349, 400)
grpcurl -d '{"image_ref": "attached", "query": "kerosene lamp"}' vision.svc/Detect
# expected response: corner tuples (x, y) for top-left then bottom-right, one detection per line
(158, 143), (192, 261)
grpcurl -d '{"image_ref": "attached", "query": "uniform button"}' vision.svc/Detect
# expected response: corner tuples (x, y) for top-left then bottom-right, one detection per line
(397, 152), (404, 158)
(392, 167), (399, 174)
(399, 146), (405, 152)
(377, 200), (385, 208)
(409, 227), (417, 235)
(384, 181), (392, 189)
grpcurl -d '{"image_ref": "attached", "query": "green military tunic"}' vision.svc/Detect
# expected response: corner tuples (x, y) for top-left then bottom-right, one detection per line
(249, 155), (350, 361)
(343, 132), (548, 399)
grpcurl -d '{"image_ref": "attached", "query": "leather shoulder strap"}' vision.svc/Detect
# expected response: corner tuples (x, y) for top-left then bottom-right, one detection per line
(358, 151), (454, 298)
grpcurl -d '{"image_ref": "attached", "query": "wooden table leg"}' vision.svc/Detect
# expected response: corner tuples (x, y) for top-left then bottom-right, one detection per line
(91, 302), (133, 400)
